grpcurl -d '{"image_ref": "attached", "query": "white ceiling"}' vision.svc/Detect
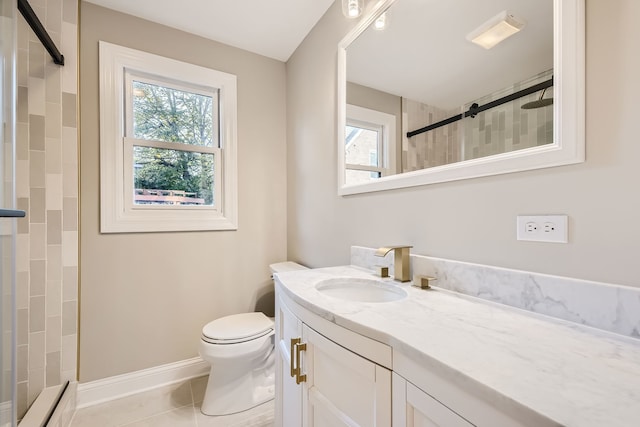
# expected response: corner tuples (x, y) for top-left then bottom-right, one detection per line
(84, 0), (335, 62)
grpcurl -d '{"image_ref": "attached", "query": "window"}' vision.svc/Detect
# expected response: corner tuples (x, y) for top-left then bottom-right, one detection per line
(99, 42), (237, 232)
(344, 105), (396, 186)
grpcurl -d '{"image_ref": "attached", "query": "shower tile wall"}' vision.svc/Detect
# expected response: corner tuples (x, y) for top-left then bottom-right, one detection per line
(402, 70), (554, 172)
(15, 0), (78, 419)
(401, 100), (460, 171)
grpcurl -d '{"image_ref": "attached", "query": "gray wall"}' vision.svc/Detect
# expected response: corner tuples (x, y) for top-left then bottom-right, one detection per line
(286, 0), (640, 288)
(80, 3), (287, 381)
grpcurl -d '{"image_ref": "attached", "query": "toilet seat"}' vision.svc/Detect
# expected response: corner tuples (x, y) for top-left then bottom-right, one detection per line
(201, 312), (274, 345)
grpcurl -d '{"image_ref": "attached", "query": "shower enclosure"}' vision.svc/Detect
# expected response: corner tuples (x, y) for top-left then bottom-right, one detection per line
(1, 0), (22, 425)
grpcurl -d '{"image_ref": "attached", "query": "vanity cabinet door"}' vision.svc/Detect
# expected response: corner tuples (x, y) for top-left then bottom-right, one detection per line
(392, 374), (473, 427)
(275, 294), (303, 427)
(301, 324), (391, 427)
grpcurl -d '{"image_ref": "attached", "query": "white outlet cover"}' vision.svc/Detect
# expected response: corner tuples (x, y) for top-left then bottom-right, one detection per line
(516, 215), (568, 243)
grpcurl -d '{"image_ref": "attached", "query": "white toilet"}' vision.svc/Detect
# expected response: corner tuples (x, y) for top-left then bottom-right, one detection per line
(198, 262), (306, 416)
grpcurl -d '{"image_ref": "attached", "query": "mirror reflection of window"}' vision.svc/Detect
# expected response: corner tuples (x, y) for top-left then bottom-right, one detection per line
(344, 105), (396, 185)
(345, 123), (383, 185)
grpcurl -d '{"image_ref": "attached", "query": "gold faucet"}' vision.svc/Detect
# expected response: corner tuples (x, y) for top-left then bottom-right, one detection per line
(375, 246), (412, 282)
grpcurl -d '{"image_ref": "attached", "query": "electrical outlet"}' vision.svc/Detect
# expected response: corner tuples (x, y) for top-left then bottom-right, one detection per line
(517, 215), (568, 243)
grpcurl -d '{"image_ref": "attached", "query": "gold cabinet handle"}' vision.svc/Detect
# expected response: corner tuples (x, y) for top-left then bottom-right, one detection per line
(290, 338), (300, 378)
(295, 341), (307, 384)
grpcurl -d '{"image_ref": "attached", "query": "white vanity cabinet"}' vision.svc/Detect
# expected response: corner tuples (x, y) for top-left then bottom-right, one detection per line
(275, 293), (392, 427)
(392, 374), (473, 427)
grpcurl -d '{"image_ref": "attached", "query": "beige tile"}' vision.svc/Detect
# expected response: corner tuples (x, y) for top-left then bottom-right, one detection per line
(190, 376), (207, 404)
(28, 331), (45, 370)
(47, 315), (62, 352)
(17, 345), (28, 382)
(29, 114), (46, 151)
(17, 198), (29, 234)
(28, 77), (46, 116)
(62, 300), (76, 336)
(18, 48), (28, 86)
(61, 334), (76, 372)
(62, 126), (77, 161)
(17, 86), (28, 123)
(46, 102), (62, 139)
(63, 197), (77, 231)
(48, 210), (63, 245)
(17, 381), (28, 421)
(46, 62), (62, 103)
(62, 231), (78, 267)
(46, 174), (64, 210)
(121, 405), (197, 427)
(28, 367), (44, 407)
(0, 1), (8, 16)
(47, 137), (63, 173)
(46, 351), (62, 387)
(17, 17), (29, 49)
(62, 160), (78, 198)
(17, 271), (29, 309)
(30, 259), (46, 296)
(17, 122), (29, 160)
(63, 266), (77, 301)
(30, 295), (46, 332)
(62, 93), (76, 127)
(61, 22), (77, 94)
(48, 245), (63, 281)
(30, 223), (46, 260)
(47, 30), (61, 50)
(61, 369), (76, 383)
(17, 308), (28, 346)
(47, 280), (62, 317)
(16, 160), (30, 199)
(16, 234), (30, 272)
(29, 0), (45, 8)
(28, 41), (45, 79)
(29, 187), (46, 223)
(72, 381), (194, 427)
(194, 399), (274, 427)
(63, 0), (77, 24)
(29, 150), (46, 188)
(46, 0), (62, 33)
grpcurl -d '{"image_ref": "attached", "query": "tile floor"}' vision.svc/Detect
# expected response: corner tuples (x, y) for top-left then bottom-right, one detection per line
(70, 376), (274, 427)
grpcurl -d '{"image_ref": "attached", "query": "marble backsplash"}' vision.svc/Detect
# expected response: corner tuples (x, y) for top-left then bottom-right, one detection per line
(351, 246), (640, 340)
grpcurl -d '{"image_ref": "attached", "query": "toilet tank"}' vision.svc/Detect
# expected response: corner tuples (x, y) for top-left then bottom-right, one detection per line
(256, 262), (307, 317)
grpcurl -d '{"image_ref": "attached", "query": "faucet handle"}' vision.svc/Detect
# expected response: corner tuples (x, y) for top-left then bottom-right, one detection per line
(413, 275), (437, 290)
(375, 265), (390, 278)
(374, 245), (413, 257)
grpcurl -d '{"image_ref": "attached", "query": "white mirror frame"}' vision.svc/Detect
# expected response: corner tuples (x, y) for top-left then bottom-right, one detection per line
(337, 0), (585, 196)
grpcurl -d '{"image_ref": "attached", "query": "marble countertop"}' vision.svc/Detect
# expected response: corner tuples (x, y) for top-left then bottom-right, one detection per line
(275, 265), (640, 427)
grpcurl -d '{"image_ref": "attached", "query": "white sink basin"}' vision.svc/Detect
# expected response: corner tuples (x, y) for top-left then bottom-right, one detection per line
(315, 278), (407, 303)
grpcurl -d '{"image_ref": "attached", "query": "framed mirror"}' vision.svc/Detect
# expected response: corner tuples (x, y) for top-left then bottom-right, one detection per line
(337, 0), (584, 195)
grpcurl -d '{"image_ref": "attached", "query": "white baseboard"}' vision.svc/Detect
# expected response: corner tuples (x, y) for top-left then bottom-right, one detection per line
(76, 357), (209, 409)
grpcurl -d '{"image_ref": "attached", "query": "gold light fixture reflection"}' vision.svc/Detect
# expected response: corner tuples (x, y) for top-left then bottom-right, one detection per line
(466, 10), (526, 49)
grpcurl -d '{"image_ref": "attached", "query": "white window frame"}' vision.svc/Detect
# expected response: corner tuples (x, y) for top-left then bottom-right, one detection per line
(345, 104), (396, 183)
(99, 41), (237, 233)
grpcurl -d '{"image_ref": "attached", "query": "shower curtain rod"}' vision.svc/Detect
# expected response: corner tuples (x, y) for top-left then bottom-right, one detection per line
(18, 0), (65, 65)
(406, 77), (553, 138)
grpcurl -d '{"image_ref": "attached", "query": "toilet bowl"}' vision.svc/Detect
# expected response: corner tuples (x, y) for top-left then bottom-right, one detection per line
(199, 312), (275, 415)
(199, 262), (307, 416)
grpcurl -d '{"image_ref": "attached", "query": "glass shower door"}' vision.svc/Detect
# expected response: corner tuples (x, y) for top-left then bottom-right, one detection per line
(0, 1), (19, 426)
